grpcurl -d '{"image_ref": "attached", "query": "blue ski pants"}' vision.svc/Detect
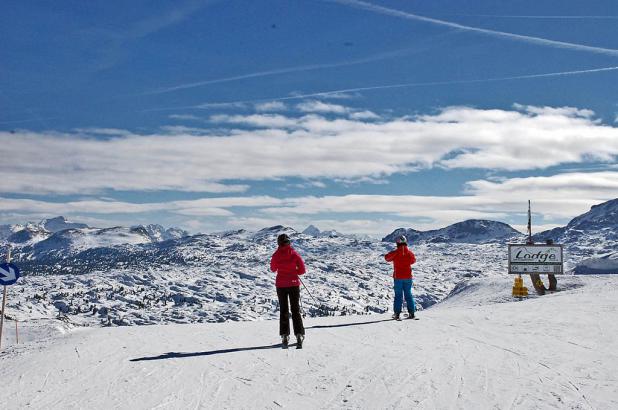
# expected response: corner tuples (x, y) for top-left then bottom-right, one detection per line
(393, 279), (416, 314)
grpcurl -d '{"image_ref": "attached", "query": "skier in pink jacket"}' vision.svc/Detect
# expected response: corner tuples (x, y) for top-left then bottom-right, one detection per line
(270, 233), (306, 348)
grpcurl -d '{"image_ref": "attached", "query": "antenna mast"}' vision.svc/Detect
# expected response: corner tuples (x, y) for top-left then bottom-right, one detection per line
(527, 200), (532, 244)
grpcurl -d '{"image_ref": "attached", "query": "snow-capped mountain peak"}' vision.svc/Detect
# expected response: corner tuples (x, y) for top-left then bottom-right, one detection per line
(42, 216), (88, 233)
(566, 198), (618, 231)
(303, 224), (321, 236)
(132, 224), (189, 242)
(302, 225), (342, 238)
(383, 219), (521, 244)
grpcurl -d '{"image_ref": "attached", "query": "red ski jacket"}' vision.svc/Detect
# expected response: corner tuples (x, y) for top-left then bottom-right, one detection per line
(384, 245), (416, 279)
(270, 244), (306, 288)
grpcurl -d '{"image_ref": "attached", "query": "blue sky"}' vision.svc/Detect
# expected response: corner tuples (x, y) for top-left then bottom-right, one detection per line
(1, 0), (617, 236)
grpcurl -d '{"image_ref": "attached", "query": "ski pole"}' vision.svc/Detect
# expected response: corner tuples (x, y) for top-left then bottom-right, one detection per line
(299, 277), (319, 305)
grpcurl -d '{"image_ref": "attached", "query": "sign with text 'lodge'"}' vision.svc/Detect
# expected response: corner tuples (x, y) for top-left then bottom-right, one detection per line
(508, 244), (564, 275)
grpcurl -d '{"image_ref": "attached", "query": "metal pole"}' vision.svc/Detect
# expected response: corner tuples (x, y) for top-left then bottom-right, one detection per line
(0, 246), (10, 349)
(299, 277), (319, 305)
(528, 199), (532, 244)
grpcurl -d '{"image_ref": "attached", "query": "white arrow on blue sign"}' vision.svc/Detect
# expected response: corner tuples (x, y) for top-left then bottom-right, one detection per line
(0, 263), (20, 286)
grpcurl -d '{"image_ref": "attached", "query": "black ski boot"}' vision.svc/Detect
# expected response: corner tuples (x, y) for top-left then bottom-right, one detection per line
(296, 334), (304, 349)
(281, 335), (289, 349)
(392, 313), (401, 321)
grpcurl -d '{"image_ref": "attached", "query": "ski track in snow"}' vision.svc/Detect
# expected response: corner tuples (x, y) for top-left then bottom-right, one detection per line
(1, 276), (617, 409)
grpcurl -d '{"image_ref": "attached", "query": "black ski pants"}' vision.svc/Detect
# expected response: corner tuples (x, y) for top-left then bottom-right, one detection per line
(276, 286), (304, 336)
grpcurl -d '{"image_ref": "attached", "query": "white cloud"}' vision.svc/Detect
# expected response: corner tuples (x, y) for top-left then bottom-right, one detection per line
(209, 114), (301, 129)
(296, 100), (350, 114)
(2, 105), (617, 195)
(295, 101), (381, 121)
(172, 207), (233, 217)
(288, 181), (327, 189)
(256, 172), (617, 229)
(168, 114), (202, 121)
(0, 196), (283, 218)
(512, 104), (595, 118)
(254, 102), (287, 112)
(349, 110), (380, 120)
(159, 125), (211, 135)
(464, 171), (618, 219)
(73, 128), (133, 137)
(1, 171), (615, 233)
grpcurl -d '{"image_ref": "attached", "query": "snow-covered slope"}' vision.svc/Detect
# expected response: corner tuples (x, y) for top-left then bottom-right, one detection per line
(1, 275), (616, 409)
(574, 254), (618, 274)
(5, 230), (511, 326)
(302, 224), (343, 238)
(534, 198), (618, 270)
(133, 224), (189, 242)
(534, 199), (618, 245)
(0, 223), (25, 241)
(5, 223), (50, 245)
(32, 226), (152, 255)
(1, 216), (87, 244)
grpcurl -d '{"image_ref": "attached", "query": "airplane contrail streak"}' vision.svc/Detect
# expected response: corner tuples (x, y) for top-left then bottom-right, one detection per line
(443, 14), (618, 20)
(141, 66), (618, 112)
(331, 0), (618, 57)
(142, 33), (455, 96)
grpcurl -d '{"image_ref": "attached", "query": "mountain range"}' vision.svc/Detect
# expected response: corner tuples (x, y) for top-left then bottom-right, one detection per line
(0, 199), (615, 327)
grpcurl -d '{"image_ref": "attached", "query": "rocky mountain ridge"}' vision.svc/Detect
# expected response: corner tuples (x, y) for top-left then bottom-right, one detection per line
(0, 200), (614, 327)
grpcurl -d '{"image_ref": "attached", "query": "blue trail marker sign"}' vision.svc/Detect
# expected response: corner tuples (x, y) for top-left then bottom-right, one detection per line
(0, 263), (20, 286)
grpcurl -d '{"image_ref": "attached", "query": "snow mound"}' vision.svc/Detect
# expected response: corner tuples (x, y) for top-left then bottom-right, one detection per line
(574, 253), (618, 274)
(438, 276), (586, 307)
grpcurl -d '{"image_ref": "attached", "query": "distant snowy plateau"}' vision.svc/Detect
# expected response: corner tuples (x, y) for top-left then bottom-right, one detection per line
(0, 200), (617, 409)
(0, 200), (616, 329)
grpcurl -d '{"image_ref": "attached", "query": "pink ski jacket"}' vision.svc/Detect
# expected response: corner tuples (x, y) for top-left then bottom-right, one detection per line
(270, 244), (306, 288)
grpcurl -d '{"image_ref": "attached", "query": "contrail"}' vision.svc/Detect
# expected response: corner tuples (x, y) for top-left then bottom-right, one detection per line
(142, 33), (455, 95)
(142, 66), (618, 112)
(443, 14), (618, 20)
(330, 0), (618, 57)
(0, 117), (58, 125)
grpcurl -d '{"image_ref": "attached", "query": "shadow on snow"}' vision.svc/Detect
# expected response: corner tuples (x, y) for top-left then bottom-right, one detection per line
(129, 318), (393, 361)
(130, 344), (288, 361)
(305, 318), (392, 329)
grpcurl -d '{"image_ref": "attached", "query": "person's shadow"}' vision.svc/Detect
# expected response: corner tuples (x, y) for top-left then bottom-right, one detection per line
(306, 318), (391, 330)
(130, 318), (392, 361)
(130, 344), (289, 361)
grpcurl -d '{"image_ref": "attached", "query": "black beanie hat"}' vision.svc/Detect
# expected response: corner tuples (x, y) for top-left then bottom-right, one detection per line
(277, 233), (291, 246)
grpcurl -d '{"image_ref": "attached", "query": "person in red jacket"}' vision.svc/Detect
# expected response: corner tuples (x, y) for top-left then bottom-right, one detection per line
(384, 235), (417, 320)
(270, 233), (306, 348)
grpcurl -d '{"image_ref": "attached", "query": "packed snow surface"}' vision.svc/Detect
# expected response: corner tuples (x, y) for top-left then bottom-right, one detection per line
(1, 275), (616, 409)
